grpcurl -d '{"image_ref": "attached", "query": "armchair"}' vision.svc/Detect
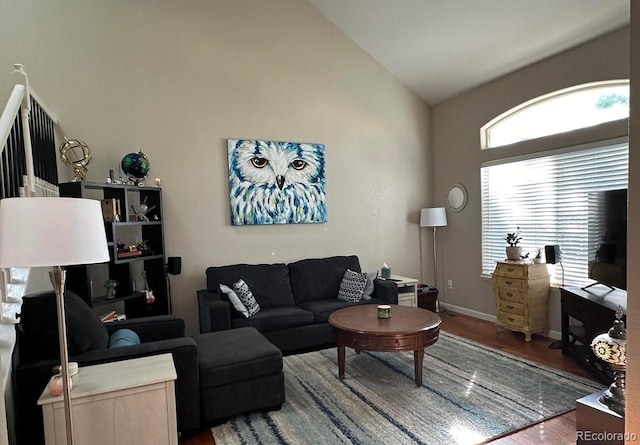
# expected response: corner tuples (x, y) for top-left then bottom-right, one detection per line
(12, 291), (200, 445)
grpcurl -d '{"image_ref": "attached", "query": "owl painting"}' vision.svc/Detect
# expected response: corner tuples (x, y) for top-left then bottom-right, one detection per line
(227, 139), (326, 225)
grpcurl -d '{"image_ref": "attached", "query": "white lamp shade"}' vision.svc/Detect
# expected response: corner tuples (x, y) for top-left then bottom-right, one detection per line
(420, 207), (448, 227)
(0, 197), (109, 267)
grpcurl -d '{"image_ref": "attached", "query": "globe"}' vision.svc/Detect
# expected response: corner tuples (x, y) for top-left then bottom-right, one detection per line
(121, 150), (150, 183)
(59, 138), (91, 181)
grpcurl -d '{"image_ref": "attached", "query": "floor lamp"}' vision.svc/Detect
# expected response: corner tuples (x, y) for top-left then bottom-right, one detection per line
(0, 197), (109, 445)
(420, 207), (448, 313)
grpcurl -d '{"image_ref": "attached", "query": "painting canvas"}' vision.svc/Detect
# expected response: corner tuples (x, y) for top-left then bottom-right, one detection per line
(227, 139), (327, 225)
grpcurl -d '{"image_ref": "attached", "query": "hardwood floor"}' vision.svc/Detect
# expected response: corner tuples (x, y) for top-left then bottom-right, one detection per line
(180, 311), (595, 445)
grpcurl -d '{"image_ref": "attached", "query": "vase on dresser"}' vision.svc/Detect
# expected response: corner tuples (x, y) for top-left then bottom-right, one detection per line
(505, 246), (522, 260)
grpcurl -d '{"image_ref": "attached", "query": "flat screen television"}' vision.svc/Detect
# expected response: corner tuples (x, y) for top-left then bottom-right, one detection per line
(586, 188), (627, 290)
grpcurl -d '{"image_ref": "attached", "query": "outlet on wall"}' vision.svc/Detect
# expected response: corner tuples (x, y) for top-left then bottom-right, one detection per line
(447, 280), (453, 289)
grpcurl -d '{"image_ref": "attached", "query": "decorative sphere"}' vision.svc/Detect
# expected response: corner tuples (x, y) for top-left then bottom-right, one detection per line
(591, 333), (627, 365)
(59, 138), (92, 181)
(121, 150), (150, 182)
(590, 305), (627, 366)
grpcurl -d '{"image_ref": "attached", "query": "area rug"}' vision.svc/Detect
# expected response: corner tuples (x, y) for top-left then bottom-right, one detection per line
(211, 332), (603, 444)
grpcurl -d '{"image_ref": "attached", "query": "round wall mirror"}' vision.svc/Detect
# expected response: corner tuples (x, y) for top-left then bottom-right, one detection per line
(447, 183), (468, 212)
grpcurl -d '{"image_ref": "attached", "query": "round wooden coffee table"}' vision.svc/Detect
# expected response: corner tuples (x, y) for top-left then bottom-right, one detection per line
(328, 304), (441, 386)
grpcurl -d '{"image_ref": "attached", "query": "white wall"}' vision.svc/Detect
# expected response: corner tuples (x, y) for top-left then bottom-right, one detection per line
(0, 0), (432, 334)
(431, 27), (629, 335)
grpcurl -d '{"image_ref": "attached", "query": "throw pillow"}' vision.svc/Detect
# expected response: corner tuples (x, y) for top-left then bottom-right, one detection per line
(64, 291), (110, 354)
(108, 329), (141, 348)
(337, 269), (367, 303)
(219, 284), (249, 318)
(361, 271), (378, 300)
(233, 279), (261, 317)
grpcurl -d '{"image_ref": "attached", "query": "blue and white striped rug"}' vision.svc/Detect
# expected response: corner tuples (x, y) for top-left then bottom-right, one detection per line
(211, 332), (602, 444)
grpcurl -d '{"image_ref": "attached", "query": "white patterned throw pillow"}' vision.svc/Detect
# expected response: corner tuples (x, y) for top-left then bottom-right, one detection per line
(233, 279), (261, 317)
(219, 284), (249, 318)
(337, 269), (368, 303)
(361, 271), (378, 300)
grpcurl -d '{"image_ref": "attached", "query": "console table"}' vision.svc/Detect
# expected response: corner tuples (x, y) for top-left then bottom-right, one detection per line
(38, 354), (177, 445)
(560, 286), (626, 383)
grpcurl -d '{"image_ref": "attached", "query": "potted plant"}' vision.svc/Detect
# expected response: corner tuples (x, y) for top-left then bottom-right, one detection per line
(533, 247), (544, 264)
(504, 227), (522, 260)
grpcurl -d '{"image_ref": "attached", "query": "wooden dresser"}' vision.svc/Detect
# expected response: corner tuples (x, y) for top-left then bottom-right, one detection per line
(491, 261), (550, 341)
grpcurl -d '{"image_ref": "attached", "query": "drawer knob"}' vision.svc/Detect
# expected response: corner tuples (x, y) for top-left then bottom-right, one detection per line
(506, 292), (513, 297)
(508, 317), (515, 322)
(507, 305), (514, 309)
(507, 268), (514, 272)
(395, 339), (400, 346)
(505, 280), (512, 285)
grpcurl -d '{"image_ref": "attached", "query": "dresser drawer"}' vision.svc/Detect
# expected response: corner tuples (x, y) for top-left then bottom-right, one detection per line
(497, 276), (525, 290)
(498, 311), (526, 328)
(495, 263), (526, 277)
(498, 287), (525, 303)
(500, 300), (525, 315)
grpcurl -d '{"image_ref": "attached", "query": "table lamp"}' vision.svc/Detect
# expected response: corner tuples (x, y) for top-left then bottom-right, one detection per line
(0, 197), (109, 444)
(420, 207), (448, 312)
(590, 305), (626, 416)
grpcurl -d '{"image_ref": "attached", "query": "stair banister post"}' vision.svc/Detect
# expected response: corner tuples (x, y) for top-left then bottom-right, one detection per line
(13, 64), (35, 196)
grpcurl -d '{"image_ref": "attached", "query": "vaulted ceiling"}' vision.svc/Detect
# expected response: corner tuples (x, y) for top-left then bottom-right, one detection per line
(307, 0), (630, 104)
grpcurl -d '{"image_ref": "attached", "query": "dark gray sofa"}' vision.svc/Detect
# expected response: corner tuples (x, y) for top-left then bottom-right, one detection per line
(197, 255), (398, 354)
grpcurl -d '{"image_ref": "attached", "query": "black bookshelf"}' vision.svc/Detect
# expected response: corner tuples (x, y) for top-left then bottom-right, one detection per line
(59, 181), (169, 318)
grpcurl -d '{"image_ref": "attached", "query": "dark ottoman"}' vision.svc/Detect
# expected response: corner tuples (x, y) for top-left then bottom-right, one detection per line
(194, 327), (285, 424)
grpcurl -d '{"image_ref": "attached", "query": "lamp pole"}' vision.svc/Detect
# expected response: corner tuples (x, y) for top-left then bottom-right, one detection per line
(50, 267), (75, 444)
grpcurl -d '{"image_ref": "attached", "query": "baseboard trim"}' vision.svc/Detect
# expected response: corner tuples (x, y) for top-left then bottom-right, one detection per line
(443, 304), (562, 340)
(444, 303), (495, 322)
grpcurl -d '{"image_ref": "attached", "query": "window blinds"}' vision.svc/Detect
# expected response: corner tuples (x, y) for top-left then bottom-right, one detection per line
(481, 142), (628, 286)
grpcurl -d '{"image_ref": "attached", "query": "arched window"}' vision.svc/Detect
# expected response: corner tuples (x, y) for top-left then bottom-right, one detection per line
(482, 80), (629, 149)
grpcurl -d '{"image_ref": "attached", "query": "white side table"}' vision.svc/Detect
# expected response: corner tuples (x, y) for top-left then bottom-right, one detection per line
(38, 353), (177, 445)
(386, 275), (418, 307)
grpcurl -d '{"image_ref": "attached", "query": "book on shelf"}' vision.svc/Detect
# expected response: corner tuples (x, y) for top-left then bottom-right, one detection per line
(102, 314), (127, 323)
(99, 310), (117, 322)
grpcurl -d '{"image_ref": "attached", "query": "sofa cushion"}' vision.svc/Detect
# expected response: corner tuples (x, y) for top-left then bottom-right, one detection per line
(299, 298), (384, 323)
(17, 290), (110, 359)
(288, 255), (361, 303)
(194, 327), (282, 388)
(206, 263), (294, 308)
(337, 269), (367, 303)
(230, 306), (314, 333)
(64, 291), (110, 354)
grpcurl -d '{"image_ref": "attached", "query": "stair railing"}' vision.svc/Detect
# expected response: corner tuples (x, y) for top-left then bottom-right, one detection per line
(0, 64), (59, 313)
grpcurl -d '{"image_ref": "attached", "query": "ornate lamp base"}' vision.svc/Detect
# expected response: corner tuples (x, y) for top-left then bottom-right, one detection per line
(599, 364), (625, 416)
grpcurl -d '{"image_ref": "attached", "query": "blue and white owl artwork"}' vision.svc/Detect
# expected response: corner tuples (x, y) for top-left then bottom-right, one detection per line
(227, 139), (327, 225)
